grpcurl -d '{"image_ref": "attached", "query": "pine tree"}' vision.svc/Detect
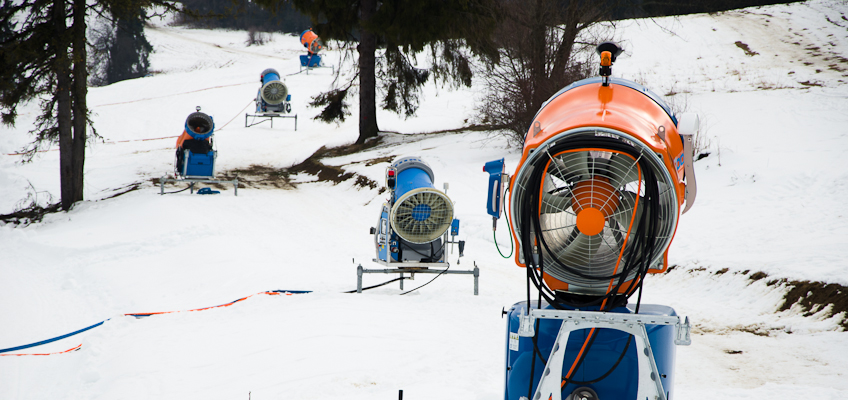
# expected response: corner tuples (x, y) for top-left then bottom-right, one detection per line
(105, 6), (153, 84)
(255, 0), (498, 144)
(1, 0), (182, 211)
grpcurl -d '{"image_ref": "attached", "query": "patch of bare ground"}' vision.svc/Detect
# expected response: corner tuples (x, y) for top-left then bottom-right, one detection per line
(284, 139), (385, 191)
(101, 182), (143, 199)
(222, 165), (293, 189)
(777, 280), (848, 326)
(381, 123), (502, 136)
(208, 136), (393, 191)
(0, 202), (62, 226)
(284, 126), (496, 188)
(692, 322), (777, 337)
(734, 41), (759, 57)
(676, 266), (848, 330)
(1, 181), (145, 226)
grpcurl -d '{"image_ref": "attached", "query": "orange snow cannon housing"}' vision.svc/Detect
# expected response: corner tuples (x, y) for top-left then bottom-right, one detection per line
(299, 29), (324, 54)
(505, 43), (699, 297)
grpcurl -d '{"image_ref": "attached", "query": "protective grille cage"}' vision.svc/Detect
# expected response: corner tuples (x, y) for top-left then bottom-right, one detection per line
(186, 112), (213, 134)
(391, 189), (454, 244)
(261, 81), (288, 104)
(309, 39), (324, 54)
(514, 130), (678, 294)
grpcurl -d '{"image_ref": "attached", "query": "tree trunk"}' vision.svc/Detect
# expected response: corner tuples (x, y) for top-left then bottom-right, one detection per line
(356, 0), (379, 145)
(53, 0), (74, 211)
(71, 0), (86, 203)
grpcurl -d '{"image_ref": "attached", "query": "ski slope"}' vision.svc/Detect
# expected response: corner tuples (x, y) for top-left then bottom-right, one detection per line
(1, 1), (847, 399)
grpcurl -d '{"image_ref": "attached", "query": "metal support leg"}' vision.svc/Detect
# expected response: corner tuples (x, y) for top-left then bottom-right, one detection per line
(234, 177), (238, 196)
(358, 262), (479, 295)
(160, 178), (165, 195)
(356, 265), (363, 293)
(190, 182), (195, 194)
(473, 263), (480, 296)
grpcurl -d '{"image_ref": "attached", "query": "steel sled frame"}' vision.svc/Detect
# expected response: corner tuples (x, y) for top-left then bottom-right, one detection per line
(244, 112), (298, 130)
(356, 262), (479, 295)
(517, 309), (692, 400)
(299, 55), (335, 75)
(159, 176), (239, 196)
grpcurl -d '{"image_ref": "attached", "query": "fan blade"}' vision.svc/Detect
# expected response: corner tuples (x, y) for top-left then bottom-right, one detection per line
(553, 231), (604, 266)
(541, 192), (572, 213)
(611, 191), (643, 234)
(549, 152), (589, 182)
(608, 153), (640, 189)
(261, 81), (288, 104)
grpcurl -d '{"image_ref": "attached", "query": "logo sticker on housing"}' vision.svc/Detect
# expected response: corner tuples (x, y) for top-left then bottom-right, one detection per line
(509, 332), (520, 351)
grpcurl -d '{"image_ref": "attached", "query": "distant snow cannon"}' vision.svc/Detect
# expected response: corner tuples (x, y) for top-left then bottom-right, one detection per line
(178, 109), (215, 178)
(245, 68), (298, 129)
(357, 156), (478, 295)
(299, 29), (324, 55)
(485, 42), (697, 400)
(160, 106), (238, 195)
(257, 68), (291, 114)
(298, 29), (333, 73)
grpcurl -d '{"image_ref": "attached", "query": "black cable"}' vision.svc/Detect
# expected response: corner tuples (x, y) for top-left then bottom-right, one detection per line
(519, 136), (663, 310)
(512, 134), (665, 395)
(343, 277), (406, 293)
(528, 317), (540, 400)
(527, 316), (634, 386)
(563, 336), (633, 386)
(400, 263), (450, 295)
(161, 185), (192, 195)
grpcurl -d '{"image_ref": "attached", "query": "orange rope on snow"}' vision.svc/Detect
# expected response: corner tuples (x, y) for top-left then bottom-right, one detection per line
(0, 290), (308, 356)
(216, 100), (254, 132)
(4, 88), (256, 156)
(93, 82), (254, 108)
(0, 344), (82, 357)
(125, 290), (301, 318)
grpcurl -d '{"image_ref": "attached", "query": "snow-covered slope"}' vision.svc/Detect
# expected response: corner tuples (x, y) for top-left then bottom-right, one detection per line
(1, 1), (847, 399)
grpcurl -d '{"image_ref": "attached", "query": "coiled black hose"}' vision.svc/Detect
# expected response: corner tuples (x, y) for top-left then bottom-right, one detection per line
(517, 135), (662, 310)
(517, 134), (665, 397)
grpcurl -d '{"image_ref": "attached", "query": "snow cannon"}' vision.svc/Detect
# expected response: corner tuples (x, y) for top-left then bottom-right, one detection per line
(256, 68), (291, 114)
(485, 42), (697, 400)
(359, 157), (477, 294)
(299, 29), (324, 54)
(299, 29), (324, 68)
(161, 107), (238, 195)
(177, 108), (215, 178)
(373, 156), (461, 264)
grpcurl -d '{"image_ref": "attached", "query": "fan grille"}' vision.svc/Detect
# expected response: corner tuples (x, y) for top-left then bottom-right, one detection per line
(513, 130), (678, 294)
(309, 39), (324, 54)
(391, 188), (454, 244)
(261, 81), (288, 105)
(184, 112), (213, 139)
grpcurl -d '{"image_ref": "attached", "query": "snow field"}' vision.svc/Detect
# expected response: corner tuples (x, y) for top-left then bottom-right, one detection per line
(2, 1), (848, 398)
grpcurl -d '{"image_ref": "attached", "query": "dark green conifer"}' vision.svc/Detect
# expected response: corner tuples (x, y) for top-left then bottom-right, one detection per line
(256, 0), (498, 144)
